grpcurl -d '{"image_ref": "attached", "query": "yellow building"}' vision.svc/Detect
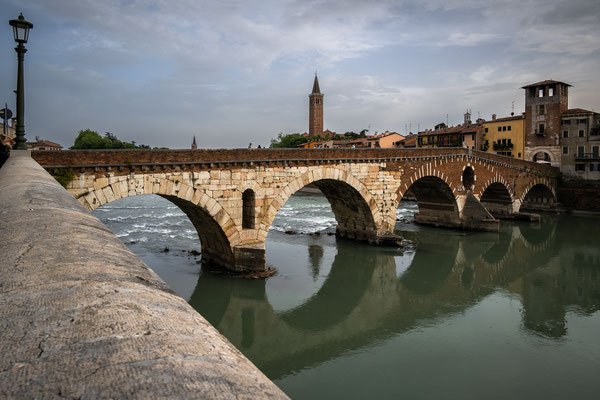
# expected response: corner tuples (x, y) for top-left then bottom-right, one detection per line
(481, 115), (525, 159)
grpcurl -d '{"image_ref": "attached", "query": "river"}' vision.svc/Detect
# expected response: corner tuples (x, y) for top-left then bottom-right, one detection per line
(93, 191), (600, 399)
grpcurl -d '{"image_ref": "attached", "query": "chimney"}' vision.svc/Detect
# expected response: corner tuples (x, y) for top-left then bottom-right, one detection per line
(492, 114), (496, 121)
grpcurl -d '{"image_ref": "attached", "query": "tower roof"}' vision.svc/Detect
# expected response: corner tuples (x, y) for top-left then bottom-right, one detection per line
(521, 80), (571, 89)
(311, 74), (321, 94)
(192, 136), (197, 145)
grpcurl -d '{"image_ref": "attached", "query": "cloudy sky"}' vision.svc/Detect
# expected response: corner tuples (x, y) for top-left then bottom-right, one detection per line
(1, 0), (599, 148)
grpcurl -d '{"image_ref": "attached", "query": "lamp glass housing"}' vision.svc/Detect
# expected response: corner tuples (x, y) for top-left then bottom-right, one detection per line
(9, 14), (33, 44)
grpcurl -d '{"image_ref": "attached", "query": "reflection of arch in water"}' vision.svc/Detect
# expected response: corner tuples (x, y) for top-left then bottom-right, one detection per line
(279, 244), (375, 332)
(516, 219), (556, 250)
(481, 230), (512, 265)
(263, 170), (381, 242)
(399, 231), (460, 294)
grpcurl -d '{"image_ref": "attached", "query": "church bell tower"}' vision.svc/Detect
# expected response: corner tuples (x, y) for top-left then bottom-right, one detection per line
(309, 73), (323, 137)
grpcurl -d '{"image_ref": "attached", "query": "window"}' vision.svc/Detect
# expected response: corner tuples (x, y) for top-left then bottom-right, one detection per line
(471, 134), (475, 140)
(590, 163), (600, 172)
(563, 119), (571, 125)
(508, 138), (512, 144)
(593, 146), (599, 158)
(563, 130), (569, 138)
(539, 105), (545, 114)
(485, 128), (488, 133)
(508, 126), (512, 131)
(518, 152), (522, 158)
(502, 126), (507, 131)
(539, 88), (544, 97)
(579, 130), (585, 138)
(578, 118), (587, 124)
(539, 124), (545, 134)
(575, 164), (585, 172)
(563, 146), (569, 155)
(577, 146), (585, 157)
(549, 88), (554, 96)
(498, 127), (501, 132)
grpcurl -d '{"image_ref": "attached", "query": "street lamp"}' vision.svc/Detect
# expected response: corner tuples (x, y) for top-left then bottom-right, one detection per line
(9, 13), (33, 150)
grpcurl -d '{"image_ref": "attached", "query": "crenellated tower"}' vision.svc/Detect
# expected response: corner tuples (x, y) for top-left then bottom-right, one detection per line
(309, 73), (324, 137)
(522, 80), (570, 167)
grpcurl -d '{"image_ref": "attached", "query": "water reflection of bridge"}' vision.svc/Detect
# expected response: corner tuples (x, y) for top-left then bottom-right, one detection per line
(190, 218), (599, 379)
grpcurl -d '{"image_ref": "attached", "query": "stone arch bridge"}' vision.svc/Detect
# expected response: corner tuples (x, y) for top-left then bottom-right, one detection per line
(33, 148), (559, 272)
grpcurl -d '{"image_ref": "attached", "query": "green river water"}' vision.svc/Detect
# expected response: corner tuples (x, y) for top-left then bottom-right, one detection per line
(94, 192), (600, 399)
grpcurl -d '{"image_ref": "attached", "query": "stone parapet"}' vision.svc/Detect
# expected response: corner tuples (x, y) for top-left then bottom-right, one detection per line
(0, 154), (288, 399)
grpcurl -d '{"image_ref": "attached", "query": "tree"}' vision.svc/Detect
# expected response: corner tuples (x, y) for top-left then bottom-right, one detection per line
(71, 129), (107, 149)
(71, 129), (154, 149)
(269, 133), (309, 148)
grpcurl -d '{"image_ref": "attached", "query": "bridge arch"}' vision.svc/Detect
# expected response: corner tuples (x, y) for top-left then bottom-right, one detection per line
(396, 173), (460, 228)
(261, 167), (380, 243)
(79, 175), (239, 268)
(478, 180), (515, 216)
(519, 180), (556, 212)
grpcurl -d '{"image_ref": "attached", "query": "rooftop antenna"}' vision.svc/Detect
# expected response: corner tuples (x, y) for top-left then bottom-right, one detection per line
(446, 114), (449, 126)
(417, 123), (420, 133)
(511, 101), (515, 116)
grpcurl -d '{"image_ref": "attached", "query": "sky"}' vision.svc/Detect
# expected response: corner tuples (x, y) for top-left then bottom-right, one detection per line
(1, 0), (599, 149)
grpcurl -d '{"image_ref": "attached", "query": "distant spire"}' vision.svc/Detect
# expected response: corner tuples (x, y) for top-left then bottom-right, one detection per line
(312, 72), (321, 94)
(191, 135), (197, 150)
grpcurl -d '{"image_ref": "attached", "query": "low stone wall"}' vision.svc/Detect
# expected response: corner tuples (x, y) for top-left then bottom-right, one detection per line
(0, 153), (288, 399)
(558, 185), (600, 211)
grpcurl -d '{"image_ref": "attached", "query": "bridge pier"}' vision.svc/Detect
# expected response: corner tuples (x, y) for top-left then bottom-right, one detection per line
(413, 192), (499, 232)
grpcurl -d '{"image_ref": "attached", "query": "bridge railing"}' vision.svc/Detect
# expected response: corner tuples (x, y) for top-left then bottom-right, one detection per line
(32, 147), (559, 176)
(0, 152), (288, 399)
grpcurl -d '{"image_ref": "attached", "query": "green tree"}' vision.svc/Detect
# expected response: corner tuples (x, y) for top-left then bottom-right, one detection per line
(71, 129), (154, 149)
(71, 129), (107, 149)
(270, 133), (309, 148)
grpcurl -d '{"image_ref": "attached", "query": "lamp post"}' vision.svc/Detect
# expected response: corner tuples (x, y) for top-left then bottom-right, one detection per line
(9, 13), (33, 151)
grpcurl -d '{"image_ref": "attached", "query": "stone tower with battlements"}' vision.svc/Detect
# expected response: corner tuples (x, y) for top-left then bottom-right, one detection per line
(309, 74), (323, 137)
(522, 80), (570, 167)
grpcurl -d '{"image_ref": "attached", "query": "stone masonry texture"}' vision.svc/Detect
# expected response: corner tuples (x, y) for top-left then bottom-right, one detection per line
(33, 148), (559, 270)
(0, 153), (289, 399)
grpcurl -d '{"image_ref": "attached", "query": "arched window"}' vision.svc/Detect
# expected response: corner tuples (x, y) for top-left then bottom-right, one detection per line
(242, 189), (255, 229)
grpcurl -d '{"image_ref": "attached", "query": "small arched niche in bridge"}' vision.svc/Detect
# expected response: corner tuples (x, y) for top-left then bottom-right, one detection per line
(242, 189), (256, 229)
(462, 166), (475, 192)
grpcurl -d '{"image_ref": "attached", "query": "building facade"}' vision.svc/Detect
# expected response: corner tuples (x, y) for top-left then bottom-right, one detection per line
(523, 80), (570, 167)
(481, 114), (525, 159)
(560, 108), (600, 180)
(308, 74), (323, 137)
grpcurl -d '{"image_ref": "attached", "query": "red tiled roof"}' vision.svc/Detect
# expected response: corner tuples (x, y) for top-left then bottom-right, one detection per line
(521, 80), (571, 89)
(483, 115), (525, 124)
(562, 108), (594, 115)
(28, 140), (62, 148)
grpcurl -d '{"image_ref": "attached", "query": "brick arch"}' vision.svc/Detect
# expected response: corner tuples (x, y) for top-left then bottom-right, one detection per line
(476, 175), (515, 202)
(517, 178), (556, 212)
(394, 164), (461, 228)
(260, 167), (381, 243)
(79, 174), (239, 268)
(395, 163), (457, 203)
